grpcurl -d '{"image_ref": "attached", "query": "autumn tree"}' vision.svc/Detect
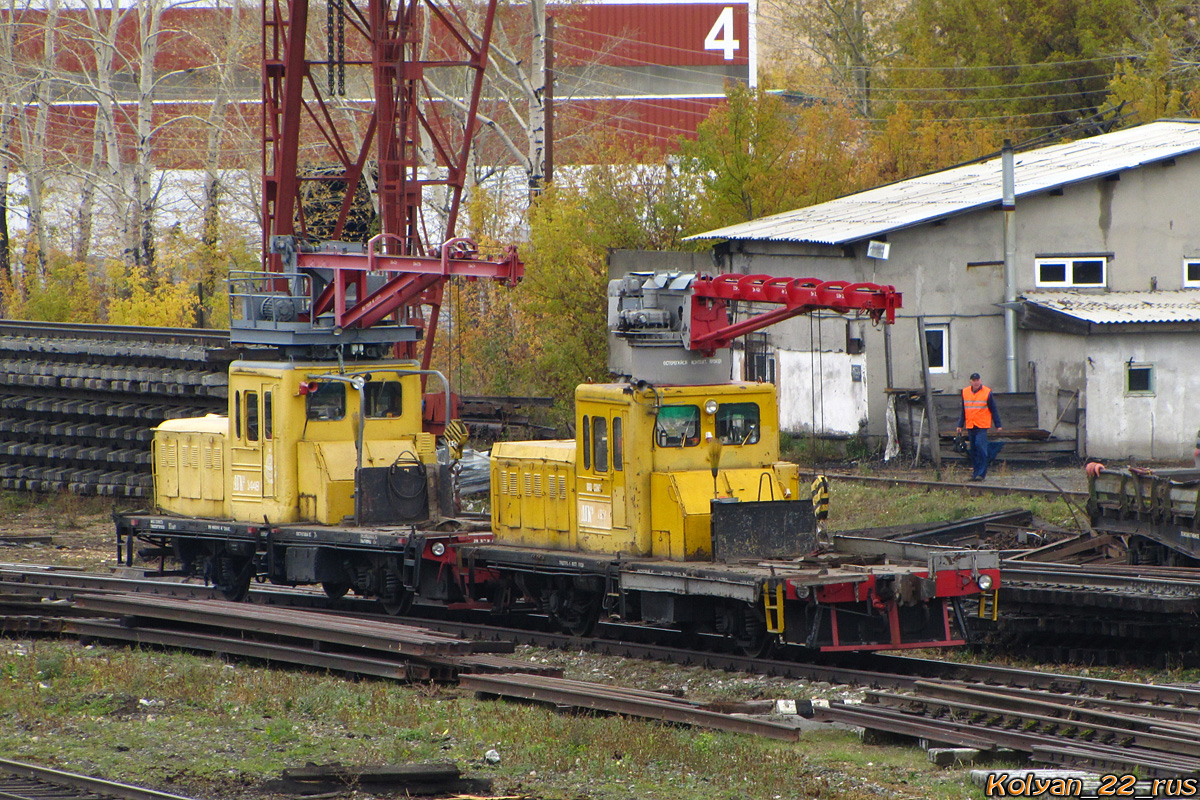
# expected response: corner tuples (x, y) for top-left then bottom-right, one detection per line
(1106, 30), (1200, 124)
(6, 0), (62, 276)
(678, 85), (865, 232)
(186, 0), (257, 326)
(762, 0), (902, 116)
(449, 140), (703, 415)
(888, 0), (1141, 136)
(865, 103), (1003, 184)
(0, 0), (22, 295)
(70, 0), (132, 265)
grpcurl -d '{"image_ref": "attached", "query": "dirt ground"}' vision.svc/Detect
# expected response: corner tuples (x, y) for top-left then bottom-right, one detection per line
(0, 494), (125, 570)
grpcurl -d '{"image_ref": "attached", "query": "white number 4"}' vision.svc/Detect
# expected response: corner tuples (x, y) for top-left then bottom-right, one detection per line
(704, 7), (740, 61)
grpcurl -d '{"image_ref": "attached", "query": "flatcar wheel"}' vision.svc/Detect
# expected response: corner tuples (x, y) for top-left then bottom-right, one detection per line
(379, 590), (413, 616)
(549, 588), (600, 637)
(735, 604), (774, 658)
(213, 555), (253, 603)
(322, 582), (350, 600)
(562, 611), (598, 638)
(737, 631), (777, 659)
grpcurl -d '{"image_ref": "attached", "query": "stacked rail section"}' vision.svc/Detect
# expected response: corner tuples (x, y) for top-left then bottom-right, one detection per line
(0, 322), (231, 497)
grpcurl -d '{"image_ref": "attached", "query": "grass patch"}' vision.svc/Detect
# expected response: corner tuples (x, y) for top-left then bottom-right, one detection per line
(0, 640), (987, 800)
(0, 490), (40, 515)
(826, 481), (1077, 532)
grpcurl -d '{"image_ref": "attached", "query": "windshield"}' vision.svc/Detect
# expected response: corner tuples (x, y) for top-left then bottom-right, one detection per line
(654, 405), (700, 448)
(716, 403), (760, 445)
(365, 380), (403, 418)
(306, 382), (346, 421)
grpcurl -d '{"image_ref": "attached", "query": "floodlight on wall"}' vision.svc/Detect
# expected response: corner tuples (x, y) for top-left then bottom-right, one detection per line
(867, 241), (890, 260)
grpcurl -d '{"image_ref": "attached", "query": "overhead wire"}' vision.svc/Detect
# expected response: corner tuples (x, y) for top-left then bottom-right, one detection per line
(543, 32), (1131, 150)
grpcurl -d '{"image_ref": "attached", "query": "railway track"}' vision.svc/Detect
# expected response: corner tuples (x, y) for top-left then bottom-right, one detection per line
(0, 563), (1066, 688)
(0, 757), (200, 800)
(826, 472), (1088, 502)
(8, 563), (1200, 777)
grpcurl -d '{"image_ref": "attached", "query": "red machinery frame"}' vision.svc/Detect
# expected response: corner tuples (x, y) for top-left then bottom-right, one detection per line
(261, 0), (522, 369)
(688, 274), (901, 354)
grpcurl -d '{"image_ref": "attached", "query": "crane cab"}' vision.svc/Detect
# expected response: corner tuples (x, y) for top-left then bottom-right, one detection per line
(154, 360), (436, 525)
(491, 381), (803, 561)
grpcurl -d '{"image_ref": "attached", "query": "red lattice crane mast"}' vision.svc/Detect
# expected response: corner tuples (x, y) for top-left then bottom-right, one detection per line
(238, 0), (521, 369)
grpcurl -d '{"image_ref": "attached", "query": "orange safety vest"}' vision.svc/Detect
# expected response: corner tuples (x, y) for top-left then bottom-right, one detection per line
(962, 385), (993, 429)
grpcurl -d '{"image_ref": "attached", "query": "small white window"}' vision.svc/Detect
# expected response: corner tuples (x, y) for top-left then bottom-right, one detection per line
(1184, 259), (1200, 288)
(1035, 257), (1107, 288)
(1126, 362), (1154, 396)
(923, 324), (949, 374)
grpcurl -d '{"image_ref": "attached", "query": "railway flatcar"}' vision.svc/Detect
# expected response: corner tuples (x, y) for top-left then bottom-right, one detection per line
(117, 272), (999, 655)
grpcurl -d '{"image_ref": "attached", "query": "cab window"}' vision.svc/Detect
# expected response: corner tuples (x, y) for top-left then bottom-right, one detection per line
(582, 415), (591, 470)
(365, 380), (403, 418)
(264, 391), (274, 440)
(655, 405), (700, 448)
(246, 391), (259, 442)
(234, 390), (242, 438)
(612, 417), (623, 471)
(592, 416), (608, 472)
(306, 382), (346, 421)
(716, 402), (760, 445)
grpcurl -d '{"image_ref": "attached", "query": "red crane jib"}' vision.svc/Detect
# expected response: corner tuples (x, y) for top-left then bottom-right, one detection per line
(688, 274), (901, 354)
(302, 238), (523, 330)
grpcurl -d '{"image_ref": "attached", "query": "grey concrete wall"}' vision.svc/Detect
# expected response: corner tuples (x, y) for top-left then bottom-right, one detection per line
(1025, 331), (1200, 460)
(1023, 332), (1089, 453)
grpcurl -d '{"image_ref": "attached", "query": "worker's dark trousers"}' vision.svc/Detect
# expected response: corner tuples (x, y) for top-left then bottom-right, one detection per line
(968, 427), (1003, 479)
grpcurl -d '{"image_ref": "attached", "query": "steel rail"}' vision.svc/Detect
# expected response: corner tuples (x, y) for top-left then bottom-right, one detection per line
(866, 653), (1200, 706)
(826, 472), (1088, 502)
(1000, 563), (1200, 596)
(0, 757), (199, 800)
(460, 672), (803, 741)
(922, 680), (1200, 728)
(70, 619), (423, 680)
(867, 689), (1200, 758)
(396, 615), (928, 689)
(72, 594), (477, 656)
(817, 702), (1196, 777)
(8, 563), (1200, 707)
(0, 320), (231, 347)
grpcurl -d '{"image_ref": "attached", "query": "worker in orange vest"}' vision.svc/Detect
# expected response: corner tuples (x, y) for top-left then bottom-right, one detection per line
(956, 372), (1004, 482)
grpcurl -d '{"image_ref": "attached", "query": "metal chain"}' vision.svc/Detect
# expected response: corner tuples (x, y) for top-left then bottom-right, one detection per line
(326, 0), (335, 95)
(337, 0), (345, 95)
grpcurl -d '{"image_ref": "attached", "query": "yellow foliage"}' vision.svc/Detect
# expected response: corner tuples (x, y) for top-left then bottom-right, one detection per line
(0, 253), (103, 322)
(868, 104), (1003, 183)
(106, 264), (200, 327)
(1106, 38), (1187, 124)
(680, 86), (867, 230)
(155, 221), (258, 329)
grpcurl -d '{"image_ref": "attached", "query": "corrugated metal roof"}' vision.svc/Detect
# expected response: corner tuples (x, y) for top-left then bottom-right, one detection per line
(1022, 290), (1200, 324)
(688, 119), (1200, 244)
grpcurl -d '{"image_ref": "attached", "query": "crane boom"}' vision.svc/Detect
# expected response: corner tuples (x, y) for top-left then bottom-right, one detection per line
(607, 272), (901, 384)
(240, 0), (522, 364)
